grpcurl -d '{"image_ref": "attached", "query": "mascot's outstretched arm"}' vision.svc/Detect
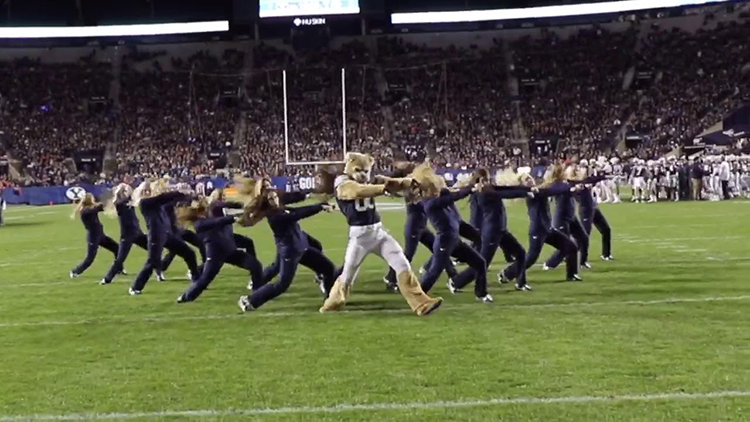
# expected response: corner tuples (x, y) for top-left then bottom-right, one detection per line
(336, 180), (386, 200)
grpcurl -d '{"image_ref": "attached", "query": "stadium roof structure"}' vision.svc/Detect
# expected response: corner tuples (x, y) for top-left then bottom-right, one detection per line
(0, 20), (229, 39)
(391, 0), (731, 24)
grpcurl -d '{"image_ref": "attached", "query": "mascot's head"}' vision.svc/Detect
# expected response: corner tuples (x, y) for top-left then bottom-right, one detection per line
(344, 152), (375, 184)
(409, 164), (443, 198)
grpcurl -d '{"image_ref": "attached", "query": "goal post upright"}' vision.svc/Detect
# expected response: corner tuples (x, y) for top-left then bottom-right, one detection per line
(283, 68), (347, 167)
(283, 69), (290, 165)
(342, 67), (347, 157)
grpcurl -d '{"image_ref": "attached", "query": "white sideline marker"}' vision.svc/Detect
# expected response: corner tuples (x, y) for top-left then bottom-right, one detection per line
(2, 390), (750, 421)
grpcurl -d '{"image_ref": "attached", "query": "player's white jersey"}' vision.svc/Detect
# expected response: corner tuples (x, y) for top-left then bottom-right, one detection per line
(195, 181), (206, 196)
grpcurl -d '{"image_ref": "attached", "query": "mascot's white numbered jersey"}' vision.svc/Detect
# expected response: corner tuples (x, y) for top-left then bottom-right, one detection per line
(334, 175), (381, 227)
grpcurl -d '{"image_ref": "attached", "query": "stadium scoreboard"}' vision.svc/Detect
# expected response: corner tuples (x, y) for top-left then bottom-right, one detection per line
(259, 0), (360, 18)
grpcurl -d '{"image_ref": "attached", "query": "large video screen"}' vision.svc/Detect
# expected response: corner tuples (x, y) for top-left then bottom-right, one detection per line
(259, 0), (360, 18)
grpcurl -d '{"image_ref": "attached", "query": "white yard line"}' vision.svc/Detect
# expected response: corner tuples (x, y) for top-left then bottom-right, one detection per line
(615, 236), (741, 242)
(1, 295), (749, 329)
(2, 390), (750, 421)
(2, 257), (750, 287)
(0, 247), (79, 267)
(625, 223), (722, 229)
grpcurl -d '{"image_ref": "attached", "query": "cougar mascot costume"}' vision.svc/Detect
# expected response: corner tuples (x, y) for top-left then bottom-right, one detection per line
(319, 153), (443, 316)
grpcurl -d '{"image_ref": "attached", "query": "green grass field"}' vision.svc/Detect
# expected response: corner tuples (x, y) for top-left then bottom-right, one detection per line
(1, 199), (750, 421)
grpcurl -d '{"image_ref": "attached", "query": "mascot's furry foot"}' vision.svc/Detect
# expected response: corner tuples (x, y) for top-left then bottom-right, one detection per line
(319, 278), (350, 313)
(415, 297), (443, 316)
(397, 271), (443, 316)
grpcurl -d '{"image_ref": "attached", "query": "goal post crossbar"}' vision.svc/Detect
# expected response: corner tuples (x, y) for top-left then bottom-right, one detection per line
(285, 160), (346, 166)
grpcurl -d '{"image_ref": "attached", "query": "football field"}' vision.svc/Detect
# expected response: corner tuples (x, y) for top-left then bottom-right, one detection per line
(1, 199), (749, 421)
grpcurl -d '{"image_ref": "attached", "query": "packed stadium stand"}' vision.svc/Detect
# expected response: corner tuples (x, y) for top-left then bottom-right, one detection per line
(0, 3), (747, 187)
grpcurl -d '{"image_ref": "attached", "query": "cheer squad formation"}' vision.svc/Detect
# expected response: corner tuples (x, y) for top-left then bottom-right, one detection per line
(71, 151), (724, 317)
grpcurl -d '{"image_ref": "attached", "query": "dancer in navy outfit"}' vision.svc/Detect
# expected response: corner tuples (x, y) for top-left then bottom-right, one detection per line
(204, 188), (265, 293)
(451, 171), (533, 292)
(410, 165), (493, 303)
(70, 193), (119, 279)
(238, 188), (337, 311)
(500, 170), (580, 286)
(380, 163), (458, 293)
(101, 184), (148, 285)
(175, 198), (265, 303)
(542, 164), (590, 278)
(160, 183), (207, 279)
(207, 188), (258, 254)
(129, 180), (199, 295)
(468, 169), (513, 263)
(244, 182), (328, 292)
(572, 165), (614, 263)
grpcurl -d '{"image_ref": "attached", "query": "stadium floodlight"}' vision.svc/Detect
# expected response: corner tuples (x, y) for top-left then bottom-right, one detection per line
(0, 21), (229, 39)
(284, 69), (348, 166)
(391, 0), (729, 24)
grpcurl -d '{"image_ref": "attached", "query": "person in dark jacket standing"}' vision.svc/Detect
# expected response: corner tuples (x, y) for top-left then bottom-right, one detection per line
(129, 181), (200, 295)
(691, 159), (704, 200)
(101, 184), (148, 285)
(238, 188), (336, 311)
(70, 193), (119, 278)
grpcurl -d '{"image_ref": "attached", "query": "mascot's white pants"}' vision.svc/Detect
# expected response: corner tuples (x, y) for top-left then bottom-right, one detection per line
(340, 222), (410, 286)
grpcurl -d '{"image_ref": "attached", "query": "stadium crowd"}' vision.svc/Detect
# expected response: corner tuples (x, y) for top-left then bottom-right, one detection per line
(0, 12), (747, 187)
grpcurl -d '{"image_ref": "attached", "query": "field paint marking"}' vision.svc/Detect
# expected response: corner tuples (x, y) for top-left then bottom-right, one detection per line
(3, 390), (750, 421)
(2, 295), (749, 329)
(615, 236), (741, 243)
(0, 247), (79, 267)
(625, 223), (722, 229)
(3, 258), (750, 288)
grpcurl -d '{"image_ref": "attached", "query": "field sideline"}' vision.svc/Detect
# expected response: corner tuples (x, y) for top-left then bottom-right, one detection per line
(1, 199), (749, 421)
